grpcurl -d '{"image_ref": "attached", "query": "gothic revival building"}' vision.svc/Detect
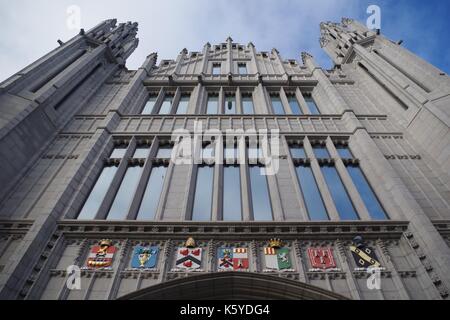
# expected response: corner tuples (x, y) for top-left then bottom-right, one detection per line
(0, 18), (449, 300)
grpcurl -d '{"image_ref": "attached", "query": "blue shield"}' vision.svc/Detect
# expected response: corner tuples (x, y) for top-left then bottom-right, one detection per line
(131, 246), (159, 269)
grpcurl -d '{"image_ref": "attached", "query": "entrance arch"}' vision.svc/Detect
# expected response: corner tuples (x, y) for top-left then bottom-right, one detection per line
(119, 272), (349, 300)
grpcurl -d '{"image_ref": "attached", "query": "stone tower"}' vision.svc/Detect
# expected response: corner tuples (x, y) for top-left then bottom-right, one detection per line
(0, 17), (449, 300)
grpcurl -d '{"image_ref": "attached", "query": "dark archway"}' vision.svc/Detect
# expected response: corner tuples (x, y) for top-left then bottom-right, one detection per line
(119, 272), (349, 300)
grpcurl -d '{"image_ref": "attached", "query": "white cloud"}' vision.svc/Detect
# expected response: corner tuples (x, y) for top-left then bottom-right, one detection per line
(0, 0), (362, 82)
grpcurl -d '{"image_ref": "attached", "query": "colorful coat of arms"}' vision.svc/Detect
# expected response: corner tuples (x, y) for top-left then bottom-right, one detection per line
(350, 236), (381, 268)
(86, 239), (116, 269)
(131, 246), (159, 269)
(175, 237), (202, 270)
(307, 248), (336, 270)
(263, 239), (292, 271)
(218, 248), (249, 271)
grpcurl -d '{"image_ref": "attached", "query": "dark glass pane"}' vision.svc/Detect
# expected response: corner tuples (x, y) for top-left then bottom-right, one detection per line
(223, 166), (242, 221)
(347, 166), (388, 220)
(271, 96), (285, 115)
(136, 166), (167, 220)
(192, 166), (214, 221)
(290, 146), (306, 158)
(176, 95), (190, 114)
(207, 96), (219, 114)
(156, 147), (173, 159)
(106, 166), (143, 220)
(133, 147), (150, 159)
(249, 166), (273, 221)
(225, 96), (236, 114)
(242, 97), (254, 114)
(336, 146), (353, 159)
(288, 97), (302, 115)
(295, 166), (328, 220)
(159, 96), (172, 114)
(110, 148), (127, 159)
(142, 96), (156, 114)
(78, 166), (117, 219)
(305, 97), (320, 115)
(321, 166), (359, 220)
(313, 146), (330, 159)
(238, 64), (247, 75)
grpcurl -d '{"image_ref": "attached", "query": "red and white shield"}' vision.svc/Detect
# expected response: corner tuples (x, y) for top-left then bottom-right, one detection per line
(232, 248), (249, 270)
(86, 245), (116, 268)
(176, 247), (202, 270)
(307, 248), (336, 270)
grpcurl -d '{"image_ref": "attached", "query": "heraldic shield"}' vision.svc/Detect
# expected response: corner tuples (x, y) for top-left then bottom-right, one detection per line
(218, 248), (249, 271)
(350, 236), (381, 268)
(131, 246), (159, 269)
(176, 247), (202, 270)
(264, 239), (291, 271)
(86, 239), (116, 269)
(307, 248), (336, 270)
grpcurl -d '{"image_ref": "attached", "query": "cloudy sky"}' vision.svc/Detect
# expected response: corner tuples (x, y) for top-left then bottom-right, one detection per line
(0, 0), (449, 82)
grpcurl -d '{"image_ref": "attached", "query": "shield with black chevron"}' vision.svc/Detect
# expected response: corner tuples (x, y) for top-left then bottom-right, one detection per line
(350, 236), (381, 268)
(176, 247), (202, 270)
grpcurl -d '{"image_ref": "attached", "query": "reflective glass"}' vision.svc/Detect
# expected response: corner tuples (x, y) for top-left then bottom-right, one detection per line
(159, 96), (172, 114)
(271, 96), (285, 115)
(288, 96), (302, 115)
(192, 166), (214, 221)
(295, 166), (329, 220)
(290, 146), (306, 158)
(110, 148), (127, 159)
(336, 146), (353, 159)
(142, 96), (156, 114)
(305, 97), (320, 115)
(249, 166), (273, 221)
(207, 96), (219, 114)
(176, 95), (190, 114)
(242, 96), (254, 114)
(77, 166), (117, 219)
(238, 64), (247, 75)
(156, 147), (172, 159)
(133, 147), (150, 159)
(136, 166), (167, 220)
(225, 96), (236, 114)
(223, 166), (242, 221)
(313, 146), (330, 159)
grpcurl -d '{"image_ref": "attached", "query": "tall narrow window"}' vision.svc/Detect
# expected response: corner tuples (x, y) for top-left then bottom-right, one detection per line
(249, 166), (273, 221)
(225, 95), (236, 114)
(336, 145), (353, 159)
(136, 166), (167, 220)
(305, 96), (320, 115)
(106, 166), (143, 220)
(242, 95), (254, 114)
(156, 146), (173, 159)
(295, 166), (329, 220)
(207, 95), (219, 114)
(290, 145), (306, 158)
(110, 147), (127, 159)
(288, 96), (302, 115)
(223, 166), (242, 221)
(192, 166), (214, 221)
(142, 95), (157, 114)
(159, 95), (173, 114)
(238, 63), (247, 75)
(133, 147), (150, 159)
(271, 95), (285, 115)
(212, 63), (221, 75)
(321, 166), (359, 220)
(77, 166), (118, 219)
(176, 94), (190, 114)
(313, 146), (330, 159)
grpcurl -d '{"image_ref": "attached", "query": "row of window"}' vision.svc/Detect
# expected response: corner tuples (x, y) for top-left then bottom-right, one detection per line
(212, 62), (248, 75)
(142, 89), (320, 115)
(77, 140), (387, 222)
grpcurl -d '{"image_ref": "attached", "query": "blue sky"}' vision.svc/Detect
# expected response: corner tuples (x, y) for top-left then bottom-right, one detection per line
(0, 0), (449, 82)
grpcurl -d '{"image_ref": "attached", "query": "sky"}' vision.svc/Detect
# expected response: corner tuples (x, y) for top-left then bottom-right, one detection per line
(0, 0), (449, 82)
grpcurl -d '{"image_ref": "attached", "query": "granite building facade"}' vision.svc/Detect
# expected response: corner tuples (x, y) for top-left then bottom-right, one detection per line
(0, 17), (449, 300)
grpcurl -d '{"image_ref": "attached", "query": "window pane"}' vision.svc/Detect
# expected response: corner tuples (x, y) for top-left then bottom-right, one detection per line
(133, 147), (150, 159)
(321, 166), (359, 220)
(156, 147), (172, 159)
(238, 64), (247, 75)
(159, 96), (172, 114)
(192, 166), (214, 221)
(225, 96), (236, 114)
(78, 166), (117, 219)
(295, 166), (328, 220)
(347, 166), (388, 220)
(106, 166), (143, 220)
(290, 146), (306, 158)
(223, 166), (242, 221)
(224, 146), (237, 159)
(313, 146), (330, 159)
(110, 147), (127, 159)
(249, 166), (273, 221)
(202, 144), (215, 160)
(248, 146), (263, 160)
(136, 166), (167, 220)
(288, 97), (302, 115)
(242, 97), (254, 114)
(271, 96), (285, 115)
(176, 95), (190, 114)
(142, 96), (156, 114)
(212, 64), (221, 75)
(305, 97), (320, 115)
(207, 96), (219, 114)
(336, 146), (353, 159)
